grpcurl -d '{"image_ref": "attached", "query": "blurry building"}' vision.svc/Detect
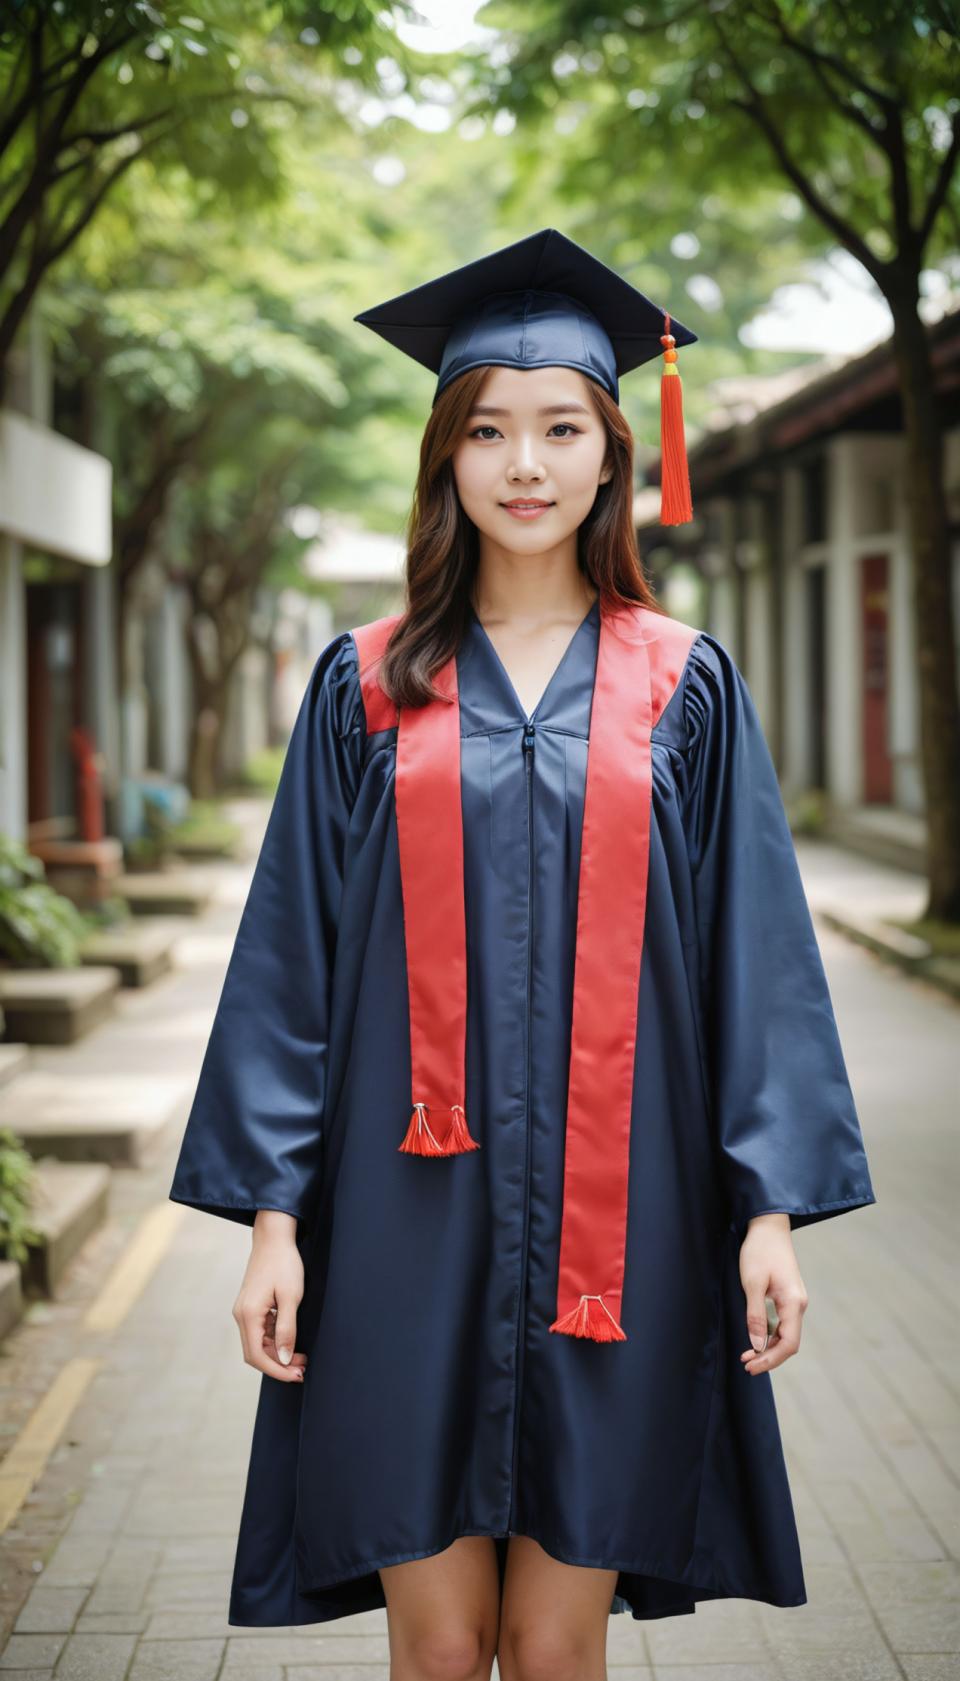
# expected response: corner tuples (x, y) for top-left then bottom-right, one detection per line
(0, 310), (116, 873)
(638, 307), (960, 872)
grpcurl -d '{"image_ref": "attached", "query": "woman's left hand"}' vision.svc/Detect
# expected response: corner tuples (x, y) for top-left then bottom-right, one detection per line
(738, 1212), (809, 1375)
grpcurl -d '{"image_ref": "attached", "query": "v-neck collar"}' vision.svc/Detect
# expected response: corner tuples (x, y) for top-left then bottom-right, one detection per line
(467, 594), (600, 726)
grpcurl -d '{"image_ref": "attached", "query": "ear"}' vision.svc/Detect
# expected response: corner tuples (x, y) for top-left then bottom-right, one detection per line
(598, 460), (614, 485)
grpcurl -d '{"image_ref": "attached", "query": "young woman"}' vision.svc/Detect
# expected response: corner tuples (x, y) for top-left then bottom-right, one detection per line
(169, 230), (877, 1681)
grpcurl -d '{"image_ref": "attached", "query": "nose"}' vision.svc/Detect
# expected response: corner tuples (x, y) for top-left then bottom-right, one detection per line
(508, 435), (546, 482)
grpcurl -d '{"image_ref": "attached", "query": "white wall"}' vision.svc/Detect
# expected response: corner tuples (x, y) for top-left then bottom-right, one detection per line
(0, 534), (27, 838)
(739, 495), (774, 734)
(0, 313), (114, 841)
(0, 409), (112, 565)
(780, 465), (811, 798)
(151, 585), (192, 781)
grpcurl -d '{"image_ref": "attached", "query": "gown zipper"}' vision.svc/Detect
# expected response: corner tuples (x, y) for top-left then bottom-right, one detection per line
(509, 721), (536, 1529)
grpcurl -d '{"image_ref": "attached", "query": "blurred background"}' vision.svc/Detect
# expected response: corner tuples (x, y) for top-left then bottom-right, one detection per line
(0, 3), (957, 1675)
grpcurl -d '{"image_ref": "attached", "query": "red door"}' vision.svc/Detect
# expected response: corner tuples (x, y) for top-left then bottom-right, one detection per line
(861, 553), (892, 803)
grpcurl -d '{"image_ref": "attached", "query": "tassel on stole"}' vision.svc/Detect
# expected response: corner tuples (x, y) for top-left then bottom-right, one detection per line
(399, 1102), (480, 1156)
(549, 1293), (627, 1342)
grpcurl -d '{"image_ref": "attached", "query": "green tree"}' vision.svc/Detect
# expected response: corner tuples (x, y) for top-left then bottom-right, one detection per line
(43, 154), (386, 792)
(464, 0), (960, 918)
(0, 0), (417, 388)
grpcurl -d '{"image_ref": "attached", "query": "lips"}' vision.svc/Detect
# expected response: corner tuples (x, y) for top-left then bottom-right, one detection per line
(501, 499), (554, 520)
(502, 500), (553, 508)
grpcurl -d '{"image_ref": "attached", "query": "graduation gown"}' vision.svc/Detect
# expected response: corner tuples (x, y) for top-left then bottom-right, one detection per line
(168, 594), (877, 1626)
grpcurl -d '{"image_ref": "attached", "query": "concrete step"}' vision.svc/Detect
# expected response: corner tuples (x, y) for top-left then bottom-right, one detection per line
(170, 832), (243, 861)
(78, 918), (180, 987)
(818, 905), (932, 963)
(114, 870), (214, 917)
(2, 1070), (190, 1166)
(0, 966), (119, 1045)
(27, 835), (125, 910)
(818, 906), (960, 1005)
(822, 806), (927, 875)
(918, 954), (960, 1001)
(0, 1042), (30, 1087)
(21, 1159), (112, 1297)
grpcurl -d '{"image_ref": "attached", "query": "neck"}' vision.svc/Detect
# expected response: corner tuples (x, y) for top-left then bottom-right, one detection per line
(470, 547), (597, 628)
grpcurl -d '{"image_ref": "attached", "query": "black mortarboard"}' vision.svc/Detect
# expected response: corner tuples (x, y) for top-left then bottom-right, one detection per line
(353, 228), (697, 524)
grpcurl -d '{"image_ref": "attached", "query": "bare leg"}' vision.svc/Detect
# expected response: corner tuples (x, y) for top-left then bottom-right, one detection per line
(380, 1536), (501, 1681)
(496, 1535), (619, 1681)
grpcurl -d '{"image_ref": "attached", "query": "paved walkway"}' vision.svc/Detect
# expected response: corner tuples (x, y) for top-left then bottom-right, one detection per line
(0, 810), (957, 1679)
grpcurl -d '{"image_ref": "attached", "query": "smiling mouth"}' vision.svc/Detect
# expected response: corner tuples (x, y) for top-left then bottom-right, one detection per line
(501, 500), (554, 508)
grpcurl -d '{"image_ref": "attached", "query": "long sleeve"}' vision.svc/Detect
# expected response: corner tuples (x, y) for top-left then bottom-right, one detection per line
(168, 630), (364, 1229)
(682, 631), (877, 1241)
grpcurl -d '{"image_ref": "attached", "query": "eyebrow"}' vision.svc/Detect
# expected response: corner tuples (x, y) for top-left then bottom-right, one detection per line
(467, 401), (591, 417)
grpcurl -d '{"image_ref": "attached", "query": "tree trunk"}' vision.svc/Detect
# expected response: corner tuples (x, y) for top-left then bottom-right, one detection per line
(888, 286), (960, 921)
(187, 683), (227, 801)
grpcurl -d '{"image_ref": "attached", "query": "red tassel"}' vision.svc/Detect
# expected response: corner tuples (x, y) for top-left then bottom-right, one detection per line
(446, 1103), (481, 1153)
(398, 1102), (481, 1156)
(549, 1293), (627, 1342)
(659, 313), (693, 526)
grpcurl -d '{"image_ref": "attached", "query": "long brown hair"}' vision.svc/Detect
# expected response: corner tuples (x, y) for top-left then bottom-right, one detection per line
(377, 365), (667, 708)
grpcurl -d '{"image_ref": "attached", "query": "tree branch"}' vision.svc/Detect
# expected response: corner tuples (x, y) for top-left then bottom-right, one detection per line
(917, 110), (960, 254)
(710, 12), (889, 285)
(885, 101), (918, 254)
(0, 28), (126, 286)
(60, 105), (178, 150)
(750, 1), (894, 148)
(39, 126), (172, 268)
(748, 0), (899, 117)
(116, 408), (219, 592)
(0, 13), (46, 157)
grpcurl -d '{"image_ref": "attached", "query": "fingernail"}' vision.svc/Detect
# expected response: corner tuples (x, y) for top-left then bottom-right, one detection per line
(750, 1333), (765, 1351)
(278, 1345), (291, 1364)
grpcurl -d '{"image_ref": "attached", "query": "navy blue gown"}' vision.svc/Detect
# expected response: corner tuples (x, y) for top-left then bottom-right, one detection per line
(169, 596), (877, 1625)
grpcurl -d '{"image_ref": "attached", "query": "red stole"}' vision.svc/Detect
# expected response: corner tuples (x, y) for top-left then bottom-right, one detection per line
(352, 598), (697, 1343)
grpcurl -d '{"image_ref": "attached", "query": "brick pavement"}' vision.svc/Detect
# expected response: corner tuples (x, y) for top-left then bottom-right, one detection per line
(1, 809), (957, 1679)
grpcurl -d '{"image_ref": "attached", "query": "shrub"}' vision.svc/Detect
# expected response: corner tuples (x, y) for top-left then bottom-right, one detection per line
(0, 835), (89, 968)
(0, 1127), (41, 1267)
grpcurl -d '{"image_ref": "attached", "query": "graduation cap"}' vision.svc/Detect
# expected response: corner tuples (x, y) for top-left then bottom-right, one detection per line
(354, 227), (698, 524)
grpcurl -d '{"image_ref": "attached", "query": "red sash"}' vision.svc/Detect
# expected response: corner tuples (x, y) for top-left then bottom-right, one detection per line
(352, 598), (697, 1343)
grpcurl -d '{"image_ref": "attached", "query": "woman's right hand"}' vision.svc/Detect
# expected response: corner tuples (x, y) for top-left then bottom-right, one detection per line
(232, 1209), (307, 1383)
